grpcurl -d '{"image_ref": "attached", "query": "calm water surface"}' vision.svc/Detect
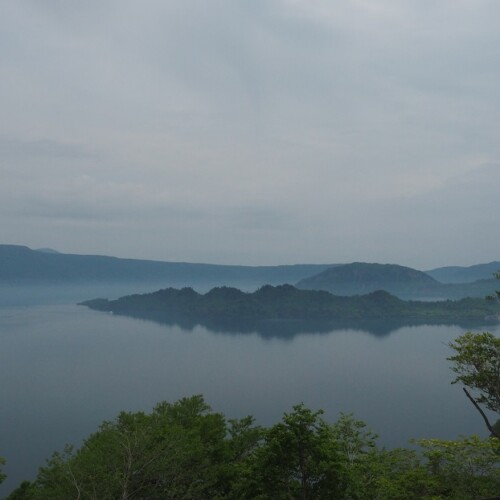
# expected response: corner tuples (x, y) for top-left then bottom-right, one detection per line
(1, 294), (498, 496)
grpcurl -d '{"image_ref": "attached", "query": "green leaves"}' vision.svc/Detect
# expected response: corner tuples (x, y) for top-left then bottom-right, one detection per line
(486, 271), (500, 301)
(239, 404), (340, 499)
(448, 331), (500, 413)
(416, 436), (500, 499)
(447, 273), (500, 436)
(0, 456), (6, 485)
(8, 397), (500, 499)
(12, 396), (259, 499)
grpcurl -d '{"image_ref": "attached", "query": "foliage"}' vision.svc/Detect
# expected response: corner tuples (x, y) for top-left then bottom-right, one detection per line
(447, 272), (500, 437)
(331, 413), (380, 498)
(8, 396), (260, 499)
(81, 284), (500, 326)
(486, 271), (500, 301)
(5, 481), (34, 500)
(448, 331), (500, 414)
(416, 436), (500, 499)
(0, 456), (6, 485)
(239, 404), (340, 499)
(7, 397), (500, 500)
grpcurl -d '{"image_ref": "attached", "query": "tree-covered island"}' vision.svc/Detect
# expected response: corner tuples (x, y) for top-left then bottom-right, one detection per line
(80, 284), (500, 329)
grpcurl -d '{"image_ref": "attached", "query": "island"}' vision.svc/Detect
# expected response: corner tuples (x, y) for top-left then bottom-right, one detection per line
(79, 285), (499, 336)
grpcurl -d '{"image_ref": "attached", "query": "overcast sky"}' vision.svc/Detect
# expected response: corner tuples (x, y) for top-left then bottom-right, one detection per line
(1, 1), (499, 268)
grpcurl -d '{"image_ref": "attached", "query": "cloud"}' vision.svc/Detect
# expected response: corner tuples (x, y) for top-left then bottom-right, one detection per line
(0, 1), (499, 266)
(0, 137), (99, 161)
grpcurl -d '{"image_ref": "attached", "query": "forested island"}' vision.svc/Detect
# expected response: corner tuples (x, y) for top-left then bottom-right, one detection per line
(80, 284), (500, 334)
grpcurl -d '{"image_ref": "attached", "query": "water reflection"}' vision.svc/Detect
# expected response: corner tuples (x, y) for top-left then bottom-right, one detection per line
(102, 309), (498, 338)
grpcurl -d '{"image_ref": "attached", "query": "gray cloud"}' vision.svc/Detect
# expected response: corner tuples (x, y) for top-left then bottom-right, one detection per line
(1, 1), (499, 266)
(0, 137), (98, 159)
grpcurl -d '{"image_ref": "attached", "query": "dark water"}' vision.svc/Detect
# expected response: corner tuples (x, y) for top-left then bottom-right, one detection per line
(0, 286), (498, 496)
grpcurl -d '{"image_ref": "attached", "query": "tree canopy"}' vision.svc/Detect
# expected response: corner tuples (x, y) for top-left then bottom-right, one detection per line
(448, 272), (500, 437)
(6, 396), (500, 499)
(0, 457), (6, 485)
(448, 331), (500, 414)
(81, 284), (500, 326)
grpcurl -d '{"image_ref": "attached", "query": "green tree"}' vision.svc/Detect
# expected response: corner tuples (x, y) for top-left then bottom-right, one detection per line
(8, 395), (262, 500)
(448, 331), (500, 437)
(223, 415), (263, 493)
(486, 271), (500, 301)
(7, 396), (500, 499)
(449, 331), (500, 413)
(241, 404), (341, 499)
(330, 415), (436, 499)
(0, 456), (6, 485)
(416, 435), (500, 499)
(6, 481), (35, 500)
(331, 413), (378, 498)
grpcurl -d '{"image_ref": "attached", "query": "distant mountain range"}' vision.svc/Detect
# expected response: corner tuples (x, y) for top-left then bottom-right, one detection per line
(296, 262), (499, 300)
(0, 245), (333, 288)
(425, 261), (500, 283)
(1, 245), (498, 300)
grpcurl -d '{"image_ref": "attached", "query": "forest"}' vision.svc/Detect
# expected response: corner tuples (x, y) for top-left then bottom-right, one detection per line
(81, 284), (500, 324)
(1, 396), (498, 499)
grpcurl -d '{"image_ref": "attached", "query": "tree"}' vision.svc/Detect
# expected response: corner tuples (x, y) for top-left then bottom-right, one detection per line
(7, 395), (261, 500)
(416, 436), (500, 499)
(486, 271), (500, 301)
(331, 413), (375, 497)
(241, 404), (341, 499)
(448, 271), (500, 437)
(448, 331), (500, 437)
(0, 456), (6, 485)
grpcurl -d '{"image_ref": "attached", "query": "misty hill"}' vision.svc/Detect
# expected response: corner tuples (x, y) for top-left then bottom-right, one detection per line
(297, 263), (441, 298)
(426, 261), (500, 283)
(81, 285), (500, 329)
(34, 247), (61, 254)
(296, 262), (499, 300)
(0, 245), (334, 288)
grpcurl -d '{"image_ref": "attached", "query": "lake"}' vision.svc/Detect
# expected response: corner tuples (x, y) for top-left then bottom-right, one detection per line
(0, 285), (498, 496)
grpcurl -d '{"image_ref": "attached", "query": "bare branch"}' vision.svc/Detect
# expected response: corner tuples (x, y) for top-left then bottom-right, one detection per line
(462, 388), (500, 439)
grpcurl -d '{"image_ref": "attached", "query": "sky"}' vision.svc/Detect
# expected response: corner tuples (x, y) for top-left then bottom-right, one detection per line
(1, 0), (499, 269)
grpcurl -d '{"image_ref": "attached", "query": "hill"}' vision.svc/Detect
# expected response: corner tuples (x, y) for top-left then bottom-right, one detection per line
(0, 245), (334, 288)
(296, 262), (500, 300)
(426, 261), (500, 283)
(296, 263), (442, 298)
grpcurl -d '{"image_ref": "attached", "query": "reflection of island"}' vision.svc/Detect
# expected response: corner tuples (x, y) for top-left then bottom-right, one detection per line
(79, 285), (499, 338)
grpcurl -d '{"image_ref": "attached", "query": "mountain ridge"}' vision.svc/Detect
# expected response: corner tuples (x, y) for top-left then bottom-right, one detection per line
(296, 262), (499, 300)
(1, 245), (498, 300)
(426, 261), (500, 283)
(0, 244), (335, 287)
